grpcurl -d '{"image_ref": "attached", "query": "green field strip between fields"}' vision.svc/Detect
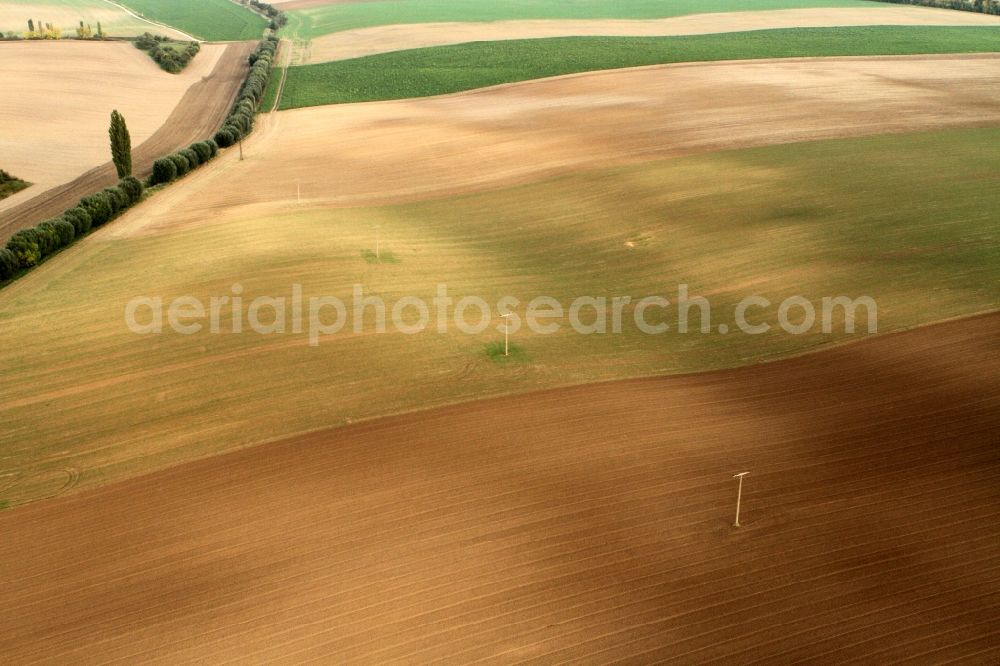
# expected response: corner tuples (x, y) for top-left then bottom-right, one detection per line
(282, 0), (880, 39)
(278, 26), (1000, 109)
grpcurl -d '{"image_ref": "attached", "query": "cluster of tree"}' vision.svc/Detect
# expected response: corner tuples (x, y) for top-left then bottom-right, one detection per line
(150, 140), (220, 185)
(213, 37), (278, 149)
(24, 19), (60, 39)
(76, 20), (103, 39)
(871, 0), (1000, 13)
(243, 0), (288, 30)
(134, 33), (201, 73)
(0, 170), (21, 184)
(0, 177), (144, 280)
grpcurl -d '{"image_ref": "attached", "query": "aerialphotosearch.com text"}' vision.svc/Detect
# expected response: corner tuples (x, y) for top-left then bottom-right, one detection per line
(125, 284), (878, 346)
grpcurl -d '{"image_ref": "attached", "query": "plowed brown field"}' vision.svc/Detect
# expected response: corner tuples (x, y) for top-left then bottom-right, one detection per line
(2, 312), (997, 663)
(0, 41), (254, 241)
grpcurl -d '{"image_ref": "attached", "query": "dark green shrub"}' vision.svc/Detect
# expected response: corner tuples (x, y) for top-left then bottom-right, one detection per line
(52, 219), (75, 246)
(191, 141), (212, 164)
(34, 221), (60, 255)
(119, 176), (144, 204)
(103, 186), (128, 215)
(63, 206), (92, 236)
(0, 247), (17, 280)
(80, 191), (112, 226)
(206, 139), (219, 157)
(181, 147), (200, 169)
(214, 127), (235, 148)
(152, 157), (177, 184)
(7, 229), (42, 268)
(169, 153), (190, 176)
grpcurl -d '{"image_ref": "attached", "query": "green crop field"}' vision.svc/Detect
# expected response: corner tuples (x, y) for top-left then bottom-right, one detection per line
(114, 0), (268, 41)
(278, 25), (1000, 108)
(282, 0), (878, 39)
(2, 127), (998, 501)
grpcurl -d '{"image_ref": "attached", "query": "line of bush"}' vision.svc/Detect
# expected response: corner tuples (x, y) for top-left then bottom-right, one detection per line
(214, 37), (278, 149)
(0, 176), (144, 280)
(134, 32), (201, 74)
(150, 139), (219, 185)
(872, 0), (1000, 13)
(1, 37), (278, 285)
(247, 1), (288, 31)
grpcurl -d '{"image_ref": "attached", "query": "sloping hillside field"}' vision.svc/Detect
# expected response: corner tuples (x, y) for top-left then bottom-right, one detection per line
(1, 314), (998, 662)
(2, 0), (998, 661)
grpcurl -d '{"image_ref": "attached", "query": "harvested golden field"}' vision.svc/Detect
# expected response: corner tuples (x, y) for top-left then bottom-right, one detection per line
(303, 6), (1000, 63)
(0, 40), (224, 218)
(1, 313), (998, 662)
(0, 0), (190, 38)
(0, 41), (253, 240)
(120, 53), (1000, 231)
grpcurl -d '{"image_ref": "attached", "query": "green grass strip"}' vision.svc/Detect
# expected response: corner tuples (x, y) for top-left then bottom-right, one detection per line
(280, 26), (1000, 109)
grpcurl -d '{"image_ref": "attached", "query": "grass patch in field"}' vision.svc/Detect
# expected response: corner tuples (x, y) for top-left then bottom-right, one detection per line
(2, 127), (999, 502)
(0, 169), (30, 201)
(114, 0), (267, 41)
(282, 0), (876, 39)
(280, 25), (1000, 108)
(361, 249), (399, 264)
(261, 66), (284, 112)
(0, 499), (9, 511)
(484, 341), (529, 364)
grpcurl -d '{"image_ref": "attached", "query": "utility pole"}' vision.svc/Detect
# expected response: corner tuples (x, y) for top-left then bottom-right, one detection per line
(238, 136), (244, 161)
(501, 312), (512, 356)
(733, 472), (749, 527)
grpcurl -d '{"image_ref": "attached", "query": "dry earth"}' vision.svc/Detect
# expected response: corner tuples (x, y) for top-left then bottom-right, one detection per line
(1, 313), (997, 662)
(0, 41), (254, 240)
(302, 6), (1000, 63)
(112, 53), (1000, 237)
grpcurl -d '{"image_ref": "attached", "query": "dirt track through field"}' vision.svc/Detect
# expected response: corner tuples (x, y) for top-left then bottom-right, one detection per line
(1, 312), (997, 662)
(0, 41), (253, 241)
(113, 53), (1000, 236)
(302, 6), (1000, 63)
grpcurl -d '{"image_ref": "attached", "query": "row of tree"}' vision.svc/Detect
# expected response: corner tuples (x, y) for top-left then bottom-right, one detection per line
(214, 37), (278, 148)
(134, 33), (201, 74)
(151, 140), (220, 185)
(872, 0), (1000, 13)
(0, 176), (144, 279)
(15, 19), (104, 40)
(244, 0), (288, 30)
(2, 37), (278, 284)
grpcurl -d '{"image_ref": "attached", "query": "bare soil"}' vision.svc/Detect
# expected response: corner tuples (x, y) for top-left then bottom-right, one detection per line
(1, 312), (997, 662)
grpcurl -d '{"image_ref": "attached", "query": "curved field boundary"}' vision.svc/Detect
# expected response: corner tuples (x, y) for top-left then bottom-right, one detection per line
(0, 41), (254, 242)
(0, 312), (997, 661)
(302, 6), (1000, 63)
(278, 24), (1000, 108)
(99, 0), (198, 40)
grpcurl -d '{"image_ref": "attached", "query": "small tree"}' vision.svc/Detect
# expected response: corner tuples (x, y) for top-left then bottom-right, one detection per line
(27, 19), (34, 33)
(109, 110), (133, 178)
